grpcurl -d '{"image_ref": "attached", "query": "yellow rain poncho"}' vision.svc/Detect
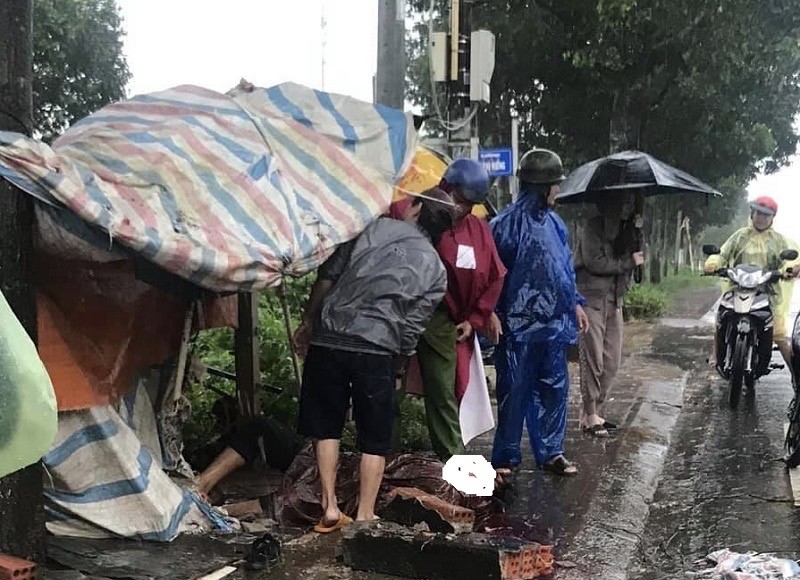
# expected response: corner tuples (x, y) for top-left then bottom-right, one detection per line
(705, 223), (800, 336)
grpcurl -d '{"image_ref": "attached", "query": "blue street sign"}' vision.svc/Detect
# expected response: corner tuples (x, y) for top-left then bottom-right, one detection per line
(478, 148), (514, 177)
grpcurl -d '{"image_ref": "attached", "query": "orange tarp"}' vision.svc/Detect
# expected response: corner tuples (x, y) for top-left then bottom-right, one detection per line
(36, 256), (186, 411)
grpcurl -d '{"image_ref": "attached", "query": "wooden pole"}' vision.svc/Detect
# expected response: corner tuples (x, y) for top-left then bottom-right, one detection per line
(685, 218), (695, 271)
(673, 209), (683, 276)
(0, 0), (45, 562)
(235, 292), (260, 418)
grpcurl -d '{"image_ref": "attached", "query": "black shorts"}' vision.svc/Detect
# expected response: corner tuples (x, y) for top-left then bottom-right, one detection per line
(228, 417), (305, 472)
(298, 345), (395, 456)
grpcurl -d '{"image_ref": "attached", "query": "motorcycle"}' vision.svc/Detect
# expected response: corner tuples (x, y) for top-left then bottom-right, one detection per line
(702, 244), (798, 409)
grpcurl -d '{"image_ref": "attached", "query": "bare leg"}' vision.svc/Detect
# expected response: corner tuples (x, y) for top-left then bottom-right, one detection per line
(355, 453), (386, 521)
(316, 439), (342, 523)
(195, 447), (246, 497)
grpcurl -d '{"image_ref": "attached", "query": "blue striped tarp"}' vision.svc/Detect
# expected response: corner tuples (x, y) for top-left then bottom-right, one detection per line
(0, 82), (418, 291)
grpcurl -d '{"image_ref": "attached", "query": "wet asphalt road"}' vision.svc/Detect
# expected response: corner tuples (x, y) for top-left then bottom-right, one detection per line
(631, 323), (800, 579)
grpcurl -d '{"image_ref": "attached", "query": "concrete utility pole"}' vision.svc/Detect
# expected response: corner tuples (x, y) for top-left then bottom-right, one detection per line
(376, 0), (405, 109)
(446, 0), (475, 160)
(0, 0), (46, 562)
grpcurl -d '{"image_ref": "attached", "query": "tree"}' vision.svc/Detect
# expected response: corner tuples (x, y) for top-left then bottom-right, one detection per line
(32, 0), (130, 141)
(407, 0), (800, 235)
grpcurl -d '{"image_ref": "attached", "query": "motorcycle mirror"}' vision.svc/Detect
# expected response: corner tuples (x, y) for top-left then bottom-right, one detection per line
(702, 244), (721, 256)
(780, 249), (799, 261)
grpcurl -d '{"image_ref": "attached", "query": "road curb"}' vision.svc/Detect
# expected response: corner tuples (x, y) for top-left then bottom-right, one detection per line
(558, 364), (688, 579)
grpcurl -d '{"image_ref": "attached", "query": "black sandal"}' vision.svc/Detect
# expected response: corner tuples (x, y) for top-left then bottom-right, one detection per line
(543, 455), (578, 476)
(582, 424), (609, 438)
(602, 421), (618, 430)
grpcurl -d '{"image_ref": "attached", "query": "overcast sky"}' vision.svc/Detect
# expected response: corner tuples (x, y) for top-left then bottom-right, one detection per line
(117, 0), (378, 101)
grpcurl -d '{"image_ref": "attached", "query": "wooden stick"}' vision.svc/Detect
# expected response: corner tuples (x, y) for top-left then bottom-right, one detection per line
(278, 280), (302, 395)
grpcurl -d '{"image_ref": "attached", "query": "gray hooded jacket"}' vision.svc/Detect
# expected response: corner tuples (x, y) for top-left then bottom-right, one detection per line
(311, 217), (447, 356)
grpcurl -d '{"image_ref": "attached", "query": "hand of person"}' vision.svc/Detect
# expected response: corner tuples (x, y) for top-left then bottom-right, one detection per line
(576, 305), (590, 334)
(632, 251), (645, 267)
(703, 263), (717, 275)
(783, 266), (798, 280)
(482, 313), (503, 345)
(455, 320), (474, 343)
(634, 214), (644, 229)
(402, 201), (422, 223)
(394, 355), (410, 378)
(292, 321), (313, 357)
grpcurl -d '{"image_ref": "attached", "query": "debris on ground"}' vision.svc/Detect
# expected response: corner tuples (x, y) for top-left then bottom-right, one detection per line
(691, 549), (800, 579)
(341, 520), (554, 579)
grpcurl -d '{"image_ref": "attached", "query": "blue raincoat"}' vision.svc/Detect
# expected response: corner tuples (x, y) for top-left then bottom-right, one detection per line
(490, 187), (584, 468)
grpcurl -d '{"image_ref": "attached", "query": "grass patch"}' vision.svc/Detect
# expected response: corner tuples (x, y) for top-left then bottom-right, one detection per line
(625, 268), (716, 320)
(625, 284), (668, 321)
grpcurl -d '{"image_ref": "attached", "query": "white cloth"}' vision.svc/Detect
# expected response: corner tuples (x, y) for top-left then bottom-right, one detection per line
(459, 336), (494, 445)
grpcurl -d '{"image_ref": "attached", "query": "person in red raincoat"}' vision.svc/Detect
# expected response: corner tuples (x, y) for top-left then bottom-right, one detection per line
(392, 159), (506, 460)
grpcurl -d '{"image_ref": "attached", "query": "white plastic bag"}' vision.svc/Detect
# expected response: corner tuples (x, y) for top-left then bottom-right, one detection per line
(0, 289), (57, 478)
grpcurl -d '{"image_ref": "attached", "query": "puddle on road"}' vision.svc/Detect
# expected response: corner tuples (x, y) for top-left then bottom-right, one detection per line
(660, 317), (714, 329)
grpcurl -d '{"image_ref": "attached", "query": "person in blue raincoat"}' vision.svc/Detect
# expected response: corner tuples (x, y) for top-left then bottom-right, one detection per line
(491, 149), (589, 477)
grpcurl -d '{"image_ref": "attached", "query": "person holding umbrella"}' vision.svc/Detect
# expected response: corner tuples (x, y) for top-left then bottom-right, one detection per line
(558, 150), (721, 435)
(491, 148), (589, 477)
(573, 192), (644, 437)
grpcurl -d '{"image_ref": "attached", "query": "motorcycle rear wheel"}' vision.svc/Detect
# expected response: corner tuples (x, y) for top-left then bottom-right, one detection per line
(729, 334), (748, 409)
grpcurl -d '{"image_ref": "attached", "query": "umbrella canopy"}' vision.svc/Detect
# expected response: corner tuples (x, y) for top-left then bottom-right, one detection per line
(557, 150), (721, 203)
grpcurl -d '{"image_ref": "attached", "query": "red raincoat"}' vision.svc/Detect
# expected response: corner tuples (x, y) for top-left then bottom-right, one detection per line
(389, 199), (506, 401)
(437, 214), (506, 401)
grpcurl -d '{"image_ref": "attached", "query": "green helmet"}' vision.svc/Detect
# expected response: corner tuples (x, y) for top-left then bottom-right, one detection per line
(517, 148), (565, 185)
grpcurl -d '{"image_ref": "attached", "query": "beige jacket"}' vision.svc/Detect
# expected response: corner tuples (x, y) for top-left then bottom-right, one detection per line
(573, 215), (636, 308)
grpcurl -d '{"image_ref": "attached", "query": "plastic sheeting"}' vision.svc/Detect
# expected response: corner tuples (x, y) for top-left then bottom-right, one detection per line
(43, 402), (234, 540)
(0, 82), (418, 292)
(274, 445), (495, 530)
(0, 288), (58, 479)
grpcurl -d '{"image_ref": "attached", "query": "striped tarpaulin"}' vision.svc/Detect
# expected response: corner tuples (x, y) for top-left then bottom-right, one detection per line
(0, 82), (418, 291)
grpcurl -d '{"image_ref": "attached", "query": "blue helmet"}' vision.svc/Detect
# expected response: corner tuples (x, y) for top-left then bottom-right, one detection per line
(442, 158), (490, 204)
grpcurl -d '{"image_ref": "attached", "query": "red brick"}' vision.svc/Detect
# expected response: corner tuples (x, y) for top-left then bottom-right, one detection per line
(0, 554), (37, 580)
(222, 499), (262, 519)
(386, 487), (475, 527)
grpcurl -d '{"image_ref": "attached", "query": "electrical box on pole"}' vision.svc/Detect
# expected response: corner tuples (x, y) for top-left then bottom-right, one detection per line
(469, 30), (495, 103)
(430, 32), (448, 82)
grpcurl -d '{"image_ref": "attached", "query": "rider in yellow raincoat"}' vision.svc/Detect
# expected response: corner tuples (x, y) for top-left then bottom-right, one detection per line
(704, 196), (800, 366)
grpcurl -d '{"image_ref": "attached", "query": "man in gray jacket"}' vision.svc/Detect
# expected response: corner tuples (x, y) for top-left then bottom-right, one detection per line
(292, 191), (451, 531)
(573, 195), (644, 437)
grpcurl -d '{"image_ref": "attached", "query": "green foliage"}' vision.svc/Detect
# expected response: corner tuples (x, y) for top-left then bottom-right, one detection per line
(184, 276), (312, 447)
(625, 284), (668, 321)
(396, 396), (433, 453)
(184, 275), (436, 455)
(626, 269), (717, 320)
(33, 0), (130, 140)
(407, 0), (800, 231)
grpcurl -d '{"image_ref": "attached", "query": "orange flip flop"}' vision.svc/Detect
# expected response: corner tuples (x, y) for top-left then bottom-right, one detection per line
(313, 513), (353, 533)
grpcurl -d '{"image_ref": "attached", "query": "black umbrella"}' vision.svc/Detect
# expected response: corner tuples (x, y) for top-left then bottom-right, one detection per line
(557, 150), (721, 203)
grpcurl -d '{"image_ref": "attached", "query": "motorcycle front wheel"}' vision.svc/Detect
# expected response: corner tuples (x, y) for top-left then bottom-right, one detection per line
(729, 334), (748, 409)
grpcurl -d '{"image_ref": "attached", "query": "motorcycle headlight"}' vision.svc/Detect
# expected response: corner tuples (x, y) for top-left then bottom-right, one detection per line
(730, 269), (769, 289)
